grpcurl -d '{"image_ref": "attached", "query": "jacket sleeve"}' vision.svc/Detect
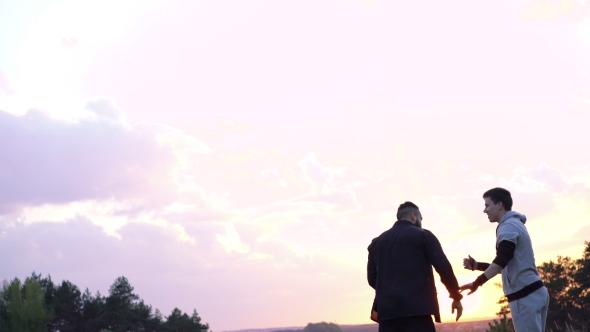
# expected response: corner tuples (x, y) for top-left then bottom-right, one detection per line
(367, 237), (378, 289)
(492, 240), (516, 268)
(477, 262), (491, 271)
(423, 230), (463, 301)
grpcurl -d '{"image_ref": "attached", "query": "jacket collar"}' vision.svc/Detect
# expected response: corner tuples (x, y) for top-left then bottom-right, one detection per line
(393, 220), (415, 227)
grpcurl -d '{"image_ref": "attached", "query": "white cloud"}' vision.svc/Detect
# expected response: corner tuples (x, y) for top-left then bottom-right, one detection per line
(297, 152), (346, 194)
(248, 252), (272, 260)
(291, 152), (361, 213)
(86, 99), (124, 121)
(260, 168), (290, 189)
(2, 0), (167, 119)
(500, 163), (567, 193)
(171, 223), (196, 245)
(521, 0), (590, 21)
(216, 223), (249, 254)
(0, 107), (212, 216)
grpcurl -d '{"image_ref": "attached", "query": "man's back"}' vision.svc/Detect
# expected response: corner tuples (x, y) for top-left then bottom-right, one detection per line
(368, 220), (460, 322)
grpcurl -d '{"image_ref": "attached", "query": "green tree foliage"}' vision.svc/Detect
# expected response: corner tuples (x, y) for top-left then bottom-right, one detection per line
(302, 322), (342, 332)
(81, 288), (107, 331)
(103, 276), (140, 332)
(487, 283), (514, 332)
(6, 278), (24, 331)
(4, 277), (52, 332)
(490, 241), (589, 332)
(0, 280), (10, 332)
(492, 282), (511, 317)
(571, 241), (590, 330)
(52, 280), (83, 331)
(486, 313), (515, 332)
(538, 241), (590, 331)
(133, 300), (162, 331)
(164, 308), (209, 332)
(0, 274), (209, 332)
(29, 272), (56, 315)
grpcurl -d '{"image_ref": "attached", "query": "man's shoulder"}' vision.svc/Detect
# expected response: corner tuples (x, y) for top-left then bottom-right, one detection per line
(369, 224), (436, 248)
(382, 224), (431, 239)
(368, 228), (390, 250)
(420, 228), (441, 243)
(421, 228), (436, 236)
(367, 226), (402, 250)
(496, 219), (526, 244)
(498, 218), (524, 233)
(368, 236), (380, 251)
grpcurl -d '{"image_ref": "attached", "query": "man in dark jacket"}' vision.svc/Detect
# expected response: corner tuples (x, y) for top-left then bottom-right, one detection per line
(367, 201), (463, 332)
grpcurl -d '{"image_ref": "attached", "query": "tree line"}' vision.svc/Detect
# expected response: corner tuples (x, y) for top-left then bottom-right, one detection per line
(0, 274), (209, 332)
(1, 242), (588, 332)
(489, 241), (590, 332)
(272, 322), (341, 332)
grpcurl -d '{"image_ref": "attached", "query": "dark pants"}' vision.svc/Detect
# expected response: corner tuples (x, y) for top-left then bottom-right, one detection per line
(378, 315), (435, 332)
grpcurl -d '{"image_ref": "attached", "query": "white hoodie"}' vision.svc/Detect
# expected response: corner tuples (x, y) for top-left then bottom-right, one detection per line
(497, 211), (542, 295)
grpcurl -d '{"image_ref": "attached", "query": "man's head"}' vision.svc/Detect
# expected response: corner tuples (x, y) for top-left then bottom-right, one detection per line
(482, 187), (512, 223)
(397, 201), (422, 228)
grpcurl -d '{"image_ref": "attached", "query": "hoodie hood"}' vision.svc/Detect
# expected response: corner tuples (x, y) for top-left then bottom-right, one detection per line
(500, 211), (527, 225)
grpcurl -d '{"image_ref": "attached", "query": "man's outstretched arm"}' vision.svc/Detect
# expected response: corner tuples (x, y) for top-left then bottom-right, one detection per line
(460, 240), (515, 294)
(423, 230), (463, 321)
(463, 255), (491, 271)
(423, 230), (462, 299)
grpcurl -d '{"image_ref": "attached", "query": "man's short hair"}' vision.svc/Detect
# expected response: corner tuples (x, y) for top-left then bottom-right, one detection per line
(483, 187), (513, 211)
(397, 201), (420, 220)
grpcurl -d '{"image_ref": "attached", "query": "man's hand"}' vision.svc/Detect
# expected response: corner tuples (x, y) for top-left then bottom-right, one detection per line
(459, 282), (478, 295)
(452, 300), (463, 322)
(463, 255), (477, 270)
(370, 309), (378, 323)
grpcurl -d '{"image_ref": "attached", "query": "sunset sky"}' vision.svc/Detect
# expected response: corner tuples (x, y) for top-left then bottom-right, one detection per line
(1, 0), (590, 330)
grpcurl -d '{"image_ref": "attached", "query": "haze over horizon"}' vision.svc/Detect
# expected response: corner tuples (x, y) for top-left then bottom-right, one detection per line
(1, 0), (590, 330)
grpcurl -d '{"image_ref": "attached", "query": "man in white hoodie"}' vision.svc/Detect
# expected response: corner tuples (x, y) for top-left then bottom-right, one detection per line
(460, 187), (549, 332)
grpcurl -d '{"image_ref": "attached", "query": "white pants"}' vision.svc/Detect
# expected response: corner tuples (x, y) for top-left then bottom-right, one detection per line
(509, 286), (550, 332)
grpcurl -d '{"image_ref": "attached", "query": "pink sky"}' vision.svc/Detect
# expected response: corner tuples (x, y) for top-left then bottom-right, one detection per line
(1, 0), (590, 330)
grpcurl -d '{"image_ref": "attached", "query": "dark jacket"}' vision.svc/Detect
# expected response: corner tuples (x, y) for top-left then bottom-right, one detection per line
(367, 220), (462, 323)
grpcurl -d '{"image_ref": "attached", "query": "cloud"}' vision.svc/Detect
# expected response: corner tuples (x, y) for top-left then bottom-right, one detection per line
(500, 163), (568, 193)
(0, 71), (15, 95)
(0, 215), (370, 331)
(3, 120), (588, 330)
(86, 99), (123, 121)
(3, 0), (590, 328)
(216, 223), (249, 254)
(2, 100), (589, 330)
(290, 152), (361, 213)
(297, 152), (346, 193)
(521, 0), (590, 21)
(0, 106), (213, 220)
(260, 168), (290, 189)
